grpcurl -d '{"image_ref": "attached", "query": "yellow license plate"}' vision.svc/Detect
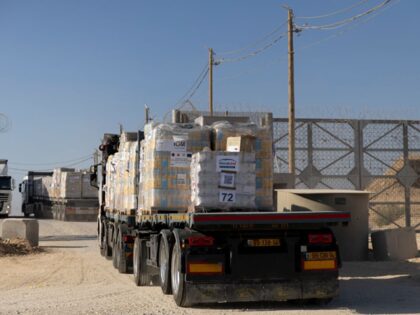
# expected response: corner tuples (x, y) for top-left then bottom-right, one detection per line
(247, 239), (281, 247)
(303, 260), (336, 271)
(306, 251), (336, 260)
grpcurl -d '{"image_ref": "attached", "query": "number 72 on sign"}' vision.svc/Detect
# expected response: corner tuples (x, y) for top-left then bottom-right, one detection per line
(219, 190), (236, 203)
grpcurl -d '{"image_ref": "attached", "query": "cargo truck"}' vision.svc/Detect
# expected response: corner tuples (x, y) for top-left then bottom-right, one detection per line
(95, 115), (351, 307)
(0, 160), (13, 217)
(20, 169), (98, 221)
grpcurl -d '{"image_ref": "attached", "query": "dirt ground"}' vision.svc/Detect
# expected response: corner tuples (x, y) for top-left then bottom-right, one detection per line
(0, 219), (419, 315)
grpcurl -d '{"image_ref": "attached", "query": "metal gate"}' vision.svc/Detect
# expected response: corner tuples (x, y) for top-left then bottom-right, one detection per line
(273, 118), (420, 230)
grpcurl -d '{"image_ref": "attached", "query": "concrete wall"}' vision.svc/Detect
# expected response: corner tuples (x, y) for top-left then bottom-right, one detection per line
(1, 218), (39, 246)
(371, 227), (418, 260)
(276, 189), (370, 261)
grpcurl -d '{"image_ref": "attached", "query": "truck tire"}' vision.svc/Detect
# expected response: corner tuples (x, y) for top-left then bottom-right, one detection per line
(112, 225), (119, 269)
(171, 241), (191, 307)
(133, 237), (150, 286)
(116, 226), (128, 274)
(34, 204), (42, 218)
(104, 223), (112, 259)
(159, 231), (172, 294)
(99, 219), (106, 256)
(22, 204), (30, 218)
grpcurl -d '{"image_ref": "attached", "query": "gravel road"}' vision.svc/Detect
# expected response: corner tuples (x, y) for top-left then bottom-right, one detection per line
(0, 219), (419, 315)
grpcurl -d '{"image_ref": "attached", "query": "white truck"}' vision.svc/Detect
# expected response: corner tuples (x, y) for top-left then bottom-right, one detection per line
(0, 159), (13, 217)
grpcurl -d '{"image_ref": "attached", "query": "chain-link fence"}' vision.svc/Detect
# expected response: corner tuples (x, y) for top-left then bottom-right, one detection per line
(273, 118), (420, 230)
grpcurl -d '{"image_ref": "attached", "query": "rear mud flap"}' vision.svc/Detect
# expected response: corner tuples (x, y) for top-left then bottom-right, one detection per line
(183, 278), (338, 305)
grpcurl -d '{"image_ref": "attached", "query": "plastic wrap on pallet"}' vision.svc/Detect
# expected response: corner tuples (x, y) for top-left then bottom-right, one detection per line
(41, 176), (53, 198)
(190, 151), (256, 211)
(104, 135), (139, 213)
(51, 168), (76, 199)
(81, 173), (97, 198)
(60, 172), (82, 199)
(211, 122), (274, 210)
(138, 123), (211, 214)
(50, 168), (97, 200)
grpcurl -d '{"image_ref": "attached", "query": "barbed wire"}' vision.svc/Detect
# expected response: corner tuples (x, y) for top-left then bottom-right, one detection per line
(0, 113), (11, 133)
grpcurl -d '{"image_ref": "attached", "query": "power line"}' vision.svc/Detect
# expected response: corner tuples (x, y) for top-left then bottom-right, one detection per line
(298, 0), (399, 51)
(295, 0), (370, 20)
(173, 63), (209, 108)
(9, 156), (93, 173)
(184, 67), (209, 102)
(216, 31), (288, 64)
(217, 21), (288, 56)
(10, 154), (93, 166)
(296, 0), (393, 31)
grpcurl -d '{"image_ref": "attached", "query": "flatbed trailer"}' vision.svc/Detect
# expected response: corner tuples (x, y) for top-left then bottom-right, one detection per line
(98, 209), (350, 307)
(20, 171), (98, 221)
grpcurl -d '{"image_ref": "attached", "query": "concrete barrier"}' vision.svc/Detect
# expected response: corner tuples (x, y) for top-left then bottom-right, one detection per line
(371, 227), (418, 261)
(1, 219), (39, 247)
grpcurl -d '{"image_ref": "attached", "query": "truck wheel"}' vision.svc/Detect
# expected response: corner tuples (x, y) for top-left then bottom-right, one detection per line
(34, 204), (42, 218)
(112, 225), (119, 268)
(22, 205), (30, 218)
(117, 227), (128, 274)
(104, 223), (112, 259)
(171, 241), (191, 307)
(99, 219), (106, 256)
(133, 237), (150, 286)
(159, 233), (172, 294)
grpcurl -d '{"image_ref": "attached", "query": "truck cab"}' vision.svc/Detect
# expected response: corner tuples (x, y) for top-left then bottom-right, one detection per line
(0, 176), (13, 217)
(0, 159), (13, 217)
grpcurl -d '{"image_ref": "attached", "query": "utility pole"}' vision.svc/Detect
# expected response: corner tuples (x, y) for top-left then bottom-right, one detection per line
(209, 48), (214, 116)
(287, 8), (296, 176)
(144, 105), (150, 124)
(93, 149), (99, 166)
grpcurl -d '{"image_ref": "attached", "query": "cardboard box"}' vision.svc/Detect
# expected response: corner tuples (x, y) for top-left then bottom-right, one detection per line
(226, 136), (255, 153)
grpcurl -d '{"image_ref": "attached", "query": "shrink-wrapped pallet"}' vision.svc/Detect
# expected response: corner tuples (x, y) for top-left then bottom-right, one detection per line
(138, 123), (211, 213)
(51, 168), (75, 199)
(212, 122), (274, 210)
(42, 176), (53, 198)
(81, 173), (97, 198)
(104, 134), (139, 213)
(104, 155), (115, 210)
(60, 172), (82, 199)
(190, 151), (256, 211)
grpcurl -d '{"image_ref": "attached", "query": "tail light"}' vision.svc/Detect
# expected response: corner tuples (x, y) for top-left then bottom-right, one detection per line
(308, 233), (333, 244)
(123, 235), (134, 243)
(187, 236), (214, 247)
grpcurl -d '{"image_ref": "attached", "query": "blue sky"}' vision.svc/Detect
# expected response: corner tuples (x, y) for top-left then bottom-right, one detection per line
(0, 0), (419, 211)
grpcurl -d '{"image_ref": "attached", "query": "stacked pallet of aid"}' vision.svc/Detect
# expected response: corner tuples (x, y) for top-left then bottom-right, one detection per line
(104, 132), (138, 213)
(138, 123), (211, 214)
(211, 122), (273, 210)
(190, 151), (256, 211)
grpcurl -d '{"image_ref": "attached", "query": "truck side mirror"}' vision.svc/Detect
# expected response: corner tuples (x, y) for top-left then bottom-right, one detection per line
(19, 183), (22, 193)
(90, 173), (98, 189)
